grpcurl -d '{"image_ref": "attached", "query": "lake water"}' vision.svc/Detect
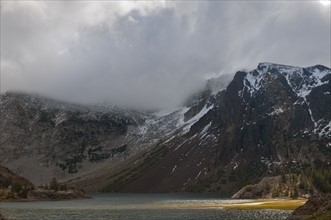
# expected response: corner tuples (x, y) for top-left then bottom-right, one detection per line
(0, 193), (292, 220)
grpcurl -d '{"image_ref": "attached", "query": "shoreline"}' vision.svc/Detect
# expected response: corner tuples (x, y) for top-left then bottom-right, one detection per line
(0, 195), (307, 211)
(176, 198), (307, 210)
(222, 198), (307, 210)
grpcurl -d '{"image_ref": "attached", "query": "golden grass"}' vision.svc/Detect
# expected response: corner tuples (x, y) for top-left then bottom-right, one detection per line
(177, 198), (307, 210)
(224, 199), (307, 210)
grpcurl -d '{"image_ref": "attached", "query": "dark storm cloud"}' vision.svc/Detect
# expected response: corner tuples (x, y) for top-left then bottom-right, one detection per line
(1, 1), (330, 109)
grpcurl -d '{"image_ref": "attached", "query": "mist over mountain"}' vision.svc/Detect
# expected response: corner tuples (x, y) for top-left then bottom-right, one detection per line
(1, 1), (330, 109)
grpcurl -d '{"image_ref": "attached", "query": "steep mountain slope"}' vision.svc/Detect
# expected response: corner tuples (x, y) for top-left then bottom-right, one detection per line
(0, 63), (330, 194)
(0, 90), (214, 185)
(0, 93), (172, 184)
(108, 63), (331, 193)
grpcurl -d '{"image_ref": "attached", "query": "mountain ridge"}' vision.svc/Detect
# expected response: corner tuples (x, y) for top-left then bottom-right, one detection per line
(0, 62), (330, 194)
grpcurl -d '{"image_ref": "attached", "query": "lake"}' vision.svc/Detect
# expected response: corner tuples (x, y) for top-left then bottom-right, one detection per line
(0, 193), (292, 220)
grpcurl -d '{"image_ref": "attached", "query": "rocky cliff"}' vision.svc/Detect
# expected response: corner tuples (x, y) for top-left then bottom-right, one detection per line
(288, 193), (331, 220)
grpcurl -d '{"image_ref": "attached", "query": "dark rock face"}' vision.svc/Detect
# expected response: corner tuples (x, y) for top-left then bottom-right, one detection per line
(288, 194), (331, 220)
(117, 63), (331, 193)
(87, 144), (128, 163)
(211, 63), (330, 162)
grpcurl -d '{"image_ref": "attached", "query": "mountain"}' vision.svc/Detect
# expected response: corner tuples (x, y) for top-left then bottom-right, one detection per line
(0, 63), (330, 194)
(107, 63), (331, 193)
(0, 92), (200, 186)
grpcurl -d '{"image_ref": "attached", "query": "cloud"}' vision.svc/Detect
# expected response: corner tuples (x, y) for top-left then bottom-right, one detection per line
(1, 1), (330, 109)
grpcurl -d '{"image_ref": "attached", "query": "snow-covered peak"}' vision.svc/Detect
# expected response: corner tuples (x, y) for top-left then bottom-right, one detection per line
(245, 63), (304, 94)
(257, 62), (330, 77)
(257, 62), (302, 75)
(240, 63), (330, 136)
(244, 63), (331, 98)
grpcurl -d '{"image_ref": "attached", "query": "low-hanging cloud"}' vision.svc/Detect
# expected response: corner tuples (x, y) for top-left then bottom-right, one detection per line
(1, 1), (330, 109)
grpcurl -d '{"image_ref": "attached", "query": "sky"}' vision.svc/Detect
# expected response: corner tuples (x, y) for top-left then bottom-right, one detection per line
(1, 0), (330, 109)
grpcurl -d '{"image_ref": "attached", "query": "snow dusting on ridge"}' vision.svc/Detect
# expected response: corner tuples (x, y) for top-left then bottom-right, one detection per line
(242, 63), (330, 134)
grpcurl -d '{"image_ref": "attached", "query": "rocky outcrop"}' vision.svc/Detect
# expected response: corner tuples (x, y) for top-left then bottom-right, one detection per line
(288, 194), (331, 220)
(0, 164), (87, 201)
(0, 164), (34, 200)
(232, 176), (281, 199)
(232, 174), (315, 199)
(0, 164), (34, 188)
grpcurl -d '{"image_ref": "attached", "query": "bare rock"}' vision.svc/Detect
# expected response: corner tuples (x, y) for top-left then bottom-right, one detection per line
(288, 194), (331, 220)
